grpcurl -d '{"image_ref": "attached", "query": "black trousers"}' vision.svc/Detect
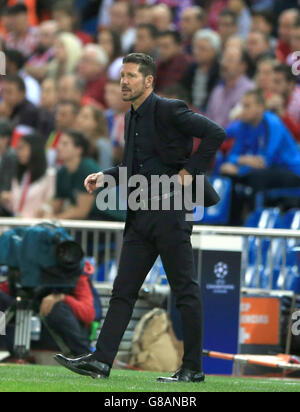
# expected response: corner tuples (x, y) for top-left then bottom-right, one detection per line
(224, 168), (300, 225)
(94, 195), (203, 371)
(0, 293), (90, 356)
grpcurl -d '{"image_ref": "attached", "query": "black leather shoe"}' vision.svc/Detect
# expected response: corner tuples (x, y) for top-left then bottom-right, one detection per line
(157, 368), (205, 383)
(54, 354), (111, 379)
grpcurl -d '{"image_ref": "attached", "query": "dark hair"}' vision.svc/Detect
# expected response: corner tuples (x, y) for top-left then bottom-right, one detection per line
(3, 74), (26, 93)
(274, 63), (296, 83)
(4, 48), (26, 71)
(5, 4), (28, 16)
(220, 9), (238, 24)
(244, 89), (266, 106)
(123, 53), (157, 83)
(52, 3), (76, 18)
(158, 30), (182, 45)
(251, 10), (275, 28)
(99, 28), (122, 61)
(63, 129), (90, 157)
(137, 24), (159, 39)
(0, 120), (13, 141)
(17, 134), (47, 184)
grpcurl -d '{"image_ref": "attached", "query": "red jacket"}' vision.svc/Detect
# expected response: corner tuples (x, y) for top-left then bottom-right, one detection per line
(0, 269), (96, 328)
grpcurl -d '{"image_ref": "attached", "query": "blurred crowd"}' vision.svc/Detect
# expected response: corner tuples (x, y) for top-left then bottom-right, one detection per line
(0, 0), (300, 224)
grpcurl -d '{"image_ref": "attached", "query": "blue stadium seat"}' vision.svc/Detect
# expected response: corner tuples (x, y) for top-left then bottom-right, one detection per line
(244, 208), (281, 288)
(273, 210), (300, 292)
(194, 177), (232, 224)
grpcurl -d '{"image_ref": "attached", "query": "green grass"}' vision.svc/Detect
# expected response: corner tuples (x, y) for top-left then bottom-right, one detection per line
(0, 365), (300, 392)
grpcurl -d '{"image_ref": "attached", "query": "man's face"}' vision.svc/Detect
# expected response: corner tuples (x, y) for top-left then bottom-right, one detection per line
(221, 48), (244, 81)
(57, 76), (80, 103)
(57, 133), (80, 163)
(2, 82), (24, 108)
(55, 104), (77, 130)
(251, 16), (272, 35)
(110, 3), (130, 32)
(157, 35), (180, 62)
(38, 23), (58, 51)
(135, 28), (156, 54)
(246, 32), (268, 60)
(241, 95), (264, 124)
(180, 10), (203, 38)
(279, 12), (297, 43)
(78, 51), (103, 81)
(120, 63), (152, 102)
(291, 27), (300, 52)
(271, 72), (291, 98)
(193, 38), (216, 66)
(218, 16), (237, 43)
(53, 10), (73, 32)
(13, 12), (28, 34)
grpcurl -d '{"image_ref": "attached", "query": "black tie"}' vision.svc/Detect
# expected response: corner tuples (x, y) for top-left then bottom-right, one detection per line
(126, 111), (138, 183)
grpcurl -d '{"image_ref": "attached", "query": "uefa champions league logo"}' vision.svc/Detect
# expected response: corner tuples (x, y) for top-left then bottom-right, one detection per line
(214, 262), (229, 280)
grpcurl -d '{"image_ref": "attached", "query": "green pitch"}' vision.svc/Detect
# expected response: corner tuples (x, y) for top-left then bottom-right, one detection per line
(0, 365), (300, 392)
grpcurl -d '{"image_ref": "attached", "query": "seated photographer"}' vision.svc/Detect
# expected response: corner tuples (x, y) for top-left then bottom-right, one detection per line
(0, 261), (96, 356)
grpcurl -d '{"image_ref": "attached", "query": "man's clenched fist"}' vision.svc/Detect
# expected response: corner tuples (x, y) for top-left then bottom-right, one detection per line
(84, 172), (105, 194)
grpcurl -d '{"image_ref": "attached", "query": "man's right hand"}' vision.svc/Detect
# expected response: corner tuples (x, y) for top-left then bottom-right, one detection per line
(84, 172), (105, 194)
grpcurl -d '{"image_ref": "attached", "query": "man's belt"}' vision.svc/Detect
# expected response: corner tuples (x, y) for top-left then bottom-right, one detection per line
(139, 190), (182, 209)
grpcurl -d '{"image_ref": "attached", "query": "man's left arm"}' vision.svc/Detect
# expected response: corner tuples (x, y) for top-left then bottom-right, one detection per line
(172, 101), (227, 177)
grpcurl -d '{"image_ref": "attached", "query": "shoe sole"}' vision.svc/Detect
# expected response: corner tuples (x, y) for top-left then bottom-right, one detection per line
(54, 356), (108, 380)
(157, 377), (205, 383)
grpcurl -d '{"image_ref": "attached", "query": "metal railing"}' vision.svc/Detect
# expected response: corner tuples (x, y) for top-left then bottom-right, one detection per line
(0, 218), (300, 290)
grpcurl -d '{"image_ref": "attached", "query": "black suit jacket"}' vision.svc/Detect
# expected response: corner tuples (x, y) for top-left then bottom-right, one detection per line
(104, 93), (226, 208)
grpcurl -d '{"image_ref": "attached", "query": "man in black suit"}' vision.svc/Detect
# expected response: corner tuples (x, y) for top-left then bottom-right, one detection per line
(55, 54), (226, 382)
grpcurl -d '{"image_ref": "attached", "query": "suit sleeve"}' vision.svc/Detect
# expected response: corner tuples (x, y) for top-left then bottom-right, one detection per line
(172, 100), (227, 176)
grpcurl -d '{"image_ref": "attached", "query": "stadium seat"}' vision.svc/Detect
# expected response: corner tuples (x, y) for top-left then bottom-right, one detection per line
(194, 177), (232, 225)
(243, 208), (281, 288)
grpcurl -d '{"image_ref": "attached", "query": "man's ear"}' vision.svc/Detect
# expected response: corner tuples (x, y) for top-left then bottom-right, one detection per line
(145, 75), (154, 89)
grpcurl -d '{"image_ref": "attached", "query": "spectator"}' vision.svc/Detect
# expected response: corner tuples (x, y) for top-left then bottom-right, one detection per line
(225, 34), (245, 50)
(134, 24), (159, 60)
(109, 1), (136, 53)
(77, 44), (109, 108)
(255, 57), (277, 100)
(287, 22), (300, 84)
(246, 31), (274, 78)
(134, 4), (154, 26)
(269, 63), (300, 142)
(181, 29), (221, 112)
(206, 47), (254, 127)
(56, 74), (100, 108)
(155, 30), (191, 92)
(40, 78), (58, 114)
(228, 0), (252, 39)
(151, 4), (174, 33)
(221, 90), (300, 224)
(52, 3), (93, 46)
(43, 129), (124, 221)
(276, 8), (300, 63)
(47, 32), (83, 79)
(180, 6), (206, 54)
(75, 104), (113, 169)
(218, 9), (239, 48)
(98, 28), (123, 81)
(25, 20), (58, 82)
(1, 75), (41, 143)
(251, 10), (276, 50)
(104, 79), (130, 165)
(46, 100), (80, 167)
(0, 261), (95, 356)
(0, 120), (17, 216)
(5, 48), (41, 106)
(0, 133), (55, 218)
(4, 3), (38, 58)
